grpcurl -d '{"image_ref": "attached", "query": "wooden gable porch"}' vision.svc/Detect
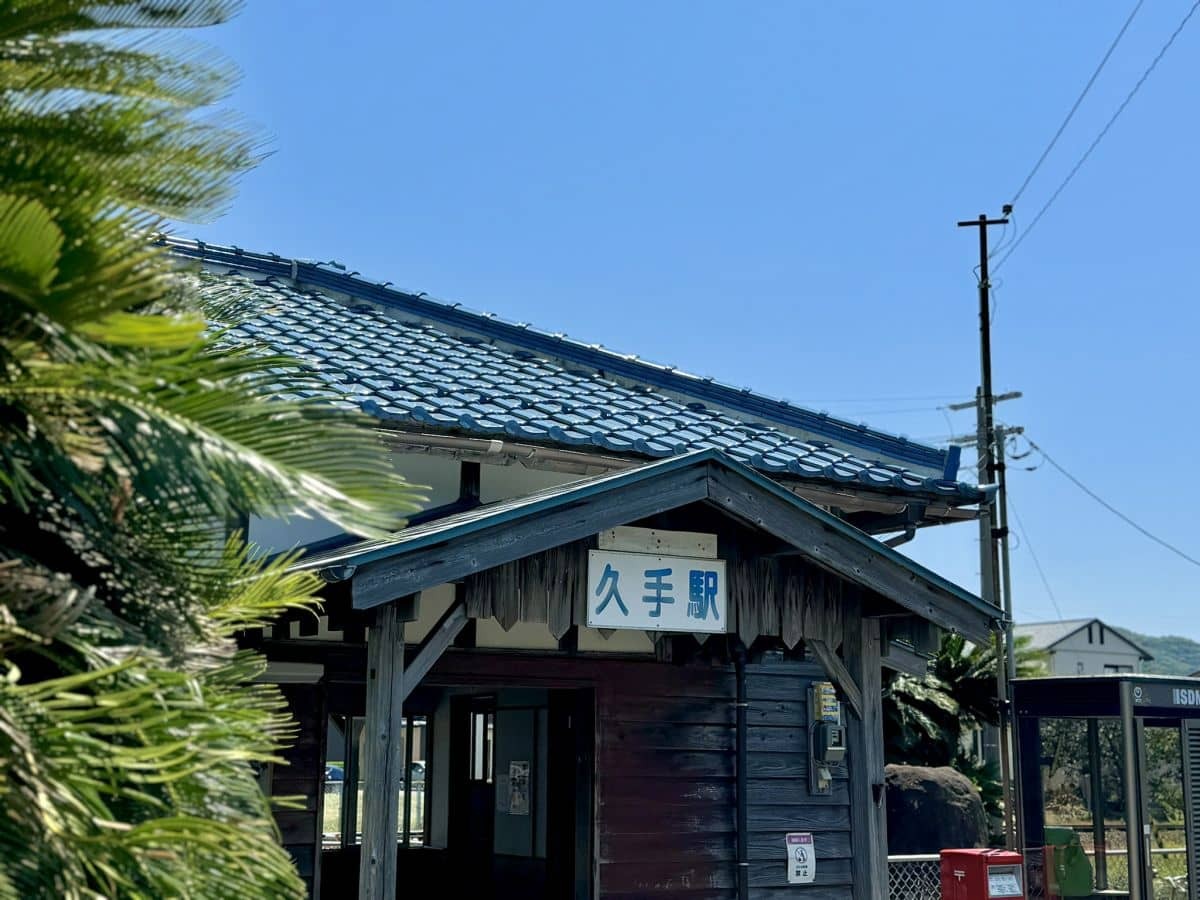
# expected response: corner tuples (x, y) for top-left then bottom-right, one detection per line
(255, 450), (996, 900)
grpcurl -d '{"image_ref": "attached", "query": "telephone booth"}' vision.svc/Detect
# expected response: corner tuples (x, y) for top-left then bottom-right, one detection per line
(1014, 675), (1200, 899)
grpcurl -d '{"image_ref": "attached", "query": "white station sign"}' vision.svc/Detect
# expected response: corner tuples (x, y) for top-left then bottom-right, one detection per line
(586, 549), (727, 633)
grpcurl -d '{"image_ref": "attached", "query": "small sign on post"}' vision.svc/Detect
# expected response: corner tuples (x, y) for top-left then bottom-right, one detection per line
(786, 832), (816, 884)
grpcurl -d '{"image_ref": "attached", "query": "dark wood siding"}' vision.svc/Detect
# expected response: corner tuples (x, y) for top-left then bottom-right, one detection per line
(597, 658), (737, 900)
(595, 654), (852, 900)
(278, 644), (860, 900)
(274, 682), (326, 898)
(745, 656), (853, 900)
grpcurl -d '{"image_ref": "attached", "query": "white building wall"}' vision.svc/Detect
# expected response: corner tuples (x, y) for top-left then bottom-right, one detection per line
(248, 453), (585, 556)
(1046, 626), (1144, 675)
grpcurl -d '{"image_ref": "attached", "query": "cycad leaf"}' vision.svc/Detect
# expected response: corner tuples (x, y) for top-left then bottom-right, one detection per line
(0, 2), (421, 896)
(0, 192), (61, 299)
(77, 310), (205, 349)
(0, 35), (232, 107)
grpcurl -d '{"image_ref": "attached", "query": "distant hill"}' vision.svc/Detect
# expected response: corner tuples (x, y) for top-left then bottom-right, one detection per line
(1117, 629), (1200, 676)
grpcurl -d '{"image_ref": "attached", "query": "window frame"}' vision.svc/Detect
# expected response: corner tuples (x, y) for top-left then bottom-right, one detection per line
(323, 712), (433, 849)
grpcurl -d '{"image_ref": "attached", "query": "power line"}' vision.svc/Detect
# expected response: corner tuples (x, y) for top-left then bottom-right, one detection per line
(987, 213), (1018, 263)
(805, 393), (964, 405)
(1009, 0), (1146, 206)
(1008, 495), (1064, 621)
(834, 404), (956, 417)
(1025, 436), (1200, 570)
(995, 0), (1200, 273)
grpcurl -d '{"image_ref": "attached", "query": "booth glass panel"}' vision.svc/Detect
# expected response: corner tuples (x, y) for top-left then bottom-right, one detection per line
(1143, 725), (1188, 898)
(1038, 717), (1128, 895)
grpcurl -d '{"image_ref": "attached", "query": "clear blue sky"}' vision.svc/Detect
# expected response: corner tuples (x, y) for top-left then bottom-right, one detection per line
(190, 1), (1200, 638)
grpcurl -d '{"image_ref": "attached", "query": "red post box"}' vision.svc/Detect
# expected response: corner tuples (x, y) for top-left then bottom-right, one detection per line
(940, 848), (1026, 900)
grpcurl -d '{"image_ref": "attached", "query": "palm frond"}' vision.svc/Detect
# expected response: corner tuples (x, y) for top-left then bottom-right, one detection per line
(0, 2), (424, 894)
(0, 34), (234, 107)
(0, 193), (62, 301)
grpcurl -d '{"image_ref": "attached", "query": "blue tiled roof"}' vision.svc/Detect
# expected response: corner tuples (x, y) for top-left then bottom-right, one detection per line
(169, 239), (981, 503)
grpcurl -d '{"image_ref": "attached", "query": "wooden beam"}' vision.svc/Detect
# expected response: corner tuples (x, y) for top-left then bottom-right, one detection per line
(884, 616), (941, 655)
(807, 638), (863, 720)
(352, 467), (708, 608)
(880, 640), (930, 678)
(705, 466), (994, 641)
(402, 597), (468, 704)
(844, 602), (888, 900)
(358, 602), (405, 900)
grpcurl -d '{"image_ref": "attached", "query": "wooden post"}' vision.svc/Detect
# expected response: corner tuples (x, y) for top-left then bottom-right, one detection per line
(359, 601), (408, 900)
(843, 602), (887, 900)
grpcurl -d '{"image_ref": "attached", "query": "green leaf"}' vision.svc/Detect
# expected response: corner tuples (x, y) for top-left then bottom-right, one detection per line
(76, 311), (205, 349)
(0, 192), (62, 300)
(0, 2), (421, 896)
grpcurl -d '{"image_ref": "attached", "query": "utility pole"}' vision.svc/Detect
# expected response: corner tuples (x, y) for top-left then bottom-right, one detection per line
(956, 209), (1012, 847)
(949, 408), (1022, 852)
(955, 212), (1009, 587)
(994, 423), (1023, 848)
(992, 424), (1022, 688)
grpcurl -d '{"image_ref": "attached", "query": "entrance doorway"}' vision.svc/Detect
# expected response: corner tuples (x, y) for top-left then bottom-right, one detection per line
(448, 688), (593, 900)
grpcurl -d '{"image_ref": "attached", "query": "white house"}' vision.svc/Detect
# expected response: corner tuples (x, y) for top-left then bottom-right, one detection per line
(1015, 618), (1152, 675)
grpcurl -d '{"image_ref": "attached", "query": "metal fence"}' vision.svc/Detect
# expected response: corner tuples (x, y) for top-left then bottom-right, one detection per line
(888, 854), (941, 900)
(887, 849), (1190, 900)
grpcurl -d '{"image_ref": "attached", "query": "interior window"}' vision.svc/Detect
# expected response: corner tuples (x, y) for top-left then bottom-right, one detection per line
(323, 714), (431, 848)
(470, 710), (495, 784)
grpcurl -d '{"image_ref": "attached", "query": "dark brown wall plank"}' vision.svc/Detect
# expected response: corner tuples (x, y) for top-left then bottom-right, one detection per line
(602, 777), (732, 806)
(601, 832), (734, 864)
(596, 655), (737, 900)
(602, 721), (735, 752)
(750, 888), (853, 900)
(603, 891), (735, 900)
(273, 682), (326, 897)
(601, 861), (736, 893)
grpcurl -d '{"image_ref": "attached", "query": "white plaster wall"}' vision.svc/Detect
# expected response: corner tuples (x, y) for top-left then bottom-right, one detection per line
(247, 453), (461, 556)
(1046, 625), (1144, 674)
(474, 618), (560, 650)
(577, 625), (655, 654)
(247, 512), (344, 556)
(404, 582), (457, 645)
(247, 456), (582, 557)
(480, 462), (581, 503)
(1048, 646), (1142, 675)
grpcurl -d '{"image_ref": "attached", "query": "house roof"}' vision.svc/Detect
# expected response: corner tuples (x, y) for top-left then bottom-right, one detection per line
(169, 238), (982, 504)
(298, 448), (996, 640)
(1015, 618), (1154, 660)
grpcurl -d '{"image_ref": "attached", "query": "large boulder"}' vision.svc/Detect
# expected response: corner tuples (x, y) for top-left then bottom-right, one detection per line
(885, 764), (988, 854)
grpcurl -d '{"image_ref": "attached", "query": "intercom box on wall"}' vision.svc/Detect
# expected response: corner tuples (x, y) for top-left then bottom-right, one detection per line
(808, 681), (844, 795)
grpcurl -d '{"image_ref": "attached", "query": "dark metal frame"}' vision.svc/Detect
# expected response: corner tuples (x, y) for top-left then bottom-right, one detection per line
(1013, 674), (1200, 900)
